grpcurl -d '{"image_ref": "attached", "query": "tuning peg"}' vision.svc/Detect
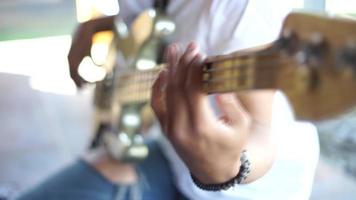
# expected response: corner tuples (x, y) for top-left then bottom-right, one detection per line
(338, 45), (356, 71)
(276, 29), (299, 54)
(296, 33), (328, 67)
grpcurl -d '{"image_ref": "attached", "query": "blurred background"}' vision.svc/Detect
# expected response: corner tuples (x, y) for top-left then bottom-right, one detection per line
(0, 0), (355, 199)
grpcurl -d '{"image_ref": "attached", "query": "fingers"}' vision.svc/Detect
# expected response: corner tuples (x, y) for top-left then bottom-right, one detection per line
(168, 44), (180, 66)
(164, 42), (206, 136)
(165, 44), (190, 135)
(215, 93), (251, 127)
(176, 42), (199, 88)
(163, 42), (214, 137)
(165, 42), (214, 134)
(151, 70), (168, 128)
(185, 52), (204, 93)
(68, 23), (93, 88)
(183, 52), (215, 128)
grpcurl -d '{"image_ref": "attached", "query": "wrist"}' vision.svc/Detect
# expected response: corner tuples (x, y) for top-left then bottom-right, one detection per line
(193, 160), (241, 185)
(191, 150), (251, 191)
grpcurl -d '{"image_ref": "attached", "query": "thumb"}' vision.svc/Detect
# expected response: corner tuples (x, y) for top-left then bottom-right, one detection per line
(151, 70), (168, 127)
(215, 93), (250, 127)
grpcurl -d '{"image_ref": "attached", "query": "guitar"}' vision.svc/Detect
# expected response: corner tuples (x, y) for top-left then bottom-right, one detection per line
(100, 12), (356, 161)
(93, 7), (175, 161)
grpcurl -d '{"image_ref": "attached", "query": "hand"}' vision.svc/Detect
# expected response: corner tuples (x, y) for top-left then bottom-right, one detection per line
(68, 16), (115, 87)
(151, 42), (252, 184)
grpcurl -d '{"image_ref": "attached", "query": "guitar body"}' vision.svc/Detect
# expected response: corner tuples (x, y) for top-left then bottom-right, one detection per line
(92, 8), (175, 161)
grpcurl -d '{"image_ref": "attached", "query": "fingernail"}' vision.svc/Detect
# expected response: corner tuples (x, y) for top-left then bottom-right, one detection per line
(161, 69), (168, 78)
(165, 48), (171, 61)
(218, 94), (235, 102)
(171, 43), (179, 52)
(195, 53), (202, 60)
(188, 42), (197, 51)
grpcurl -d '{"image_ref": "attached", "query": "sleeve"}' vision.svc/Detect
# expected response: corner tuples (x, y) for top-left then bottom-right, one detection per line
(118, 0), (153, 25)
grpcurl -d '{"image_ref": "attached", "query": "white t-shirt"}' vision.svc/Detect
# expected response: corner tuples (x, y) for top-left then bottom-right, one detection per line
(118, 0), (320, 199)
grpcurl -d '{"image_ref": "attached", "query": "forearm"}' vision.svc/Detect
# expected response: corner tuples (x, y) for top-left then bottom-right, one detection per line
(243, 123), (276, 183)
(238, 90), (276, 183)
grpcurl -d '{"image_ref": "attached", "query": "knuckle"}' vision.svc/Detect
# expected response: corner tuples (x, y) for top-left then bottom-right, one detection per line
(166, 123), (175, 136)
(150, 98), (157, 110)
(171, 81), (184, 94)
(170, 81), (180, 91)
(179, 55), (189, 66)
(183, 81), (190, 92)
(193, 123), (208, 136)
(241, 115), (252, 127)
(151, 80), (160, 92)
(167, 127), (182, 141)
(150, 92), (162, 111)
(169, 132), (185, 143)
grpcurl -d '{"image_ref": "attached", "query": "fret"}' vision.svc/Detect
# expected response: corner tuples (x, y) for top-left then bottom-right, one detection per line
(253, 55), (281, 90)
(115, 67), (161, 104)
(203, 50), (283, 94)
(117, 89), (151, 104)
(203, 55), (257, 93)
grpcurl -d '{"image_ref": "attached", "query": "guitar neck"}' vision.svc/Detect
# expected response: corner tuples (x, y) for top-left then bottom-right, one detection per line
(107, 12), (356, 121)
(115, 66), (161, 104)
(203, 47), (282, 94)
(115, 45), (283, 104)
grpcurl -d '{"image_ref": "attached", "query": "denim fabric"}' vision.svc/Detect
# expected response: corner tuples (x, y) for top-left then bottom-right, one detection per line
(18, 142), (187, 200)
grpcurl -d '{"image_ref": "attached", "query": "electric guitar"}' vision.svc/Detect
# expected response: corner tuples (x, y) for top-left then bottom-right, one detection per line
(100, 12), (356, 161)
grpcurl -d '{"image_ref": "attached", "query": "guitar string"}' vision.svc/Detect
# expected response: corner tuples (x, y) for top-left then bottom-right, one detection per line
(117, 54), (283, 80)
(115, 59), (292, 102)
(205, 47), (280, 62)
(116, 71), (277, 94)
(115, 58), (291, 88)
(115, 50), (282, 81)
(115, 64), (288, 100)
(114, 48), (288, 92)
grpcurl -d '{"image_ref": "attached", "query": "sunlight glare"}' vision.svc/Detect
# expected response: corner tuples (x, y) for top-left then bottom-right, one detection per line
(78, 56), (107, 83)
(0, 35), (78, 95)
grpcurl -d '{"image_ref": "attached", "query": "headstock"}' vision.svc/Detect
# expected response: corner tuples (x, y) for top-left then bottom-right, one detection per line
(203, 12), (356, 121)
(273, 12), (356, 120)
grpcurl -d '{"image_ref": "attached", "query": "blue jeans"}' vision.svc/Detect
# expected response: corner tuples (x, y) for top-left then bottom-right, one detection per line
(18, 142), (187, 200)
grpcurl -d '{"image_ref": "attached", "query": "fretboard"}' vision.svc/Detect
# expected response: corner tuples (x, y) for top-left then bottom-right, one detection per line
(115, 66), (161, 104)
(115, 49), (284, 104)
(203, 52), (282, 94)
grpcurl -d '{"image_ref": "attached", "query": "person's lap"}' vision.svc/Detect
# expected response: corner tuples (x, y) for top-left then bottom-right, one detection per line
(18, 142), (185, 200)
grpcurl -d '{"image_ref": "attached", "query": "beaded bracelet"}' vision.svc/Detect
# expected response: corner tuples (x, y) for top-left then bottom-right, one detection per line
(191, 150), (251, 191)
